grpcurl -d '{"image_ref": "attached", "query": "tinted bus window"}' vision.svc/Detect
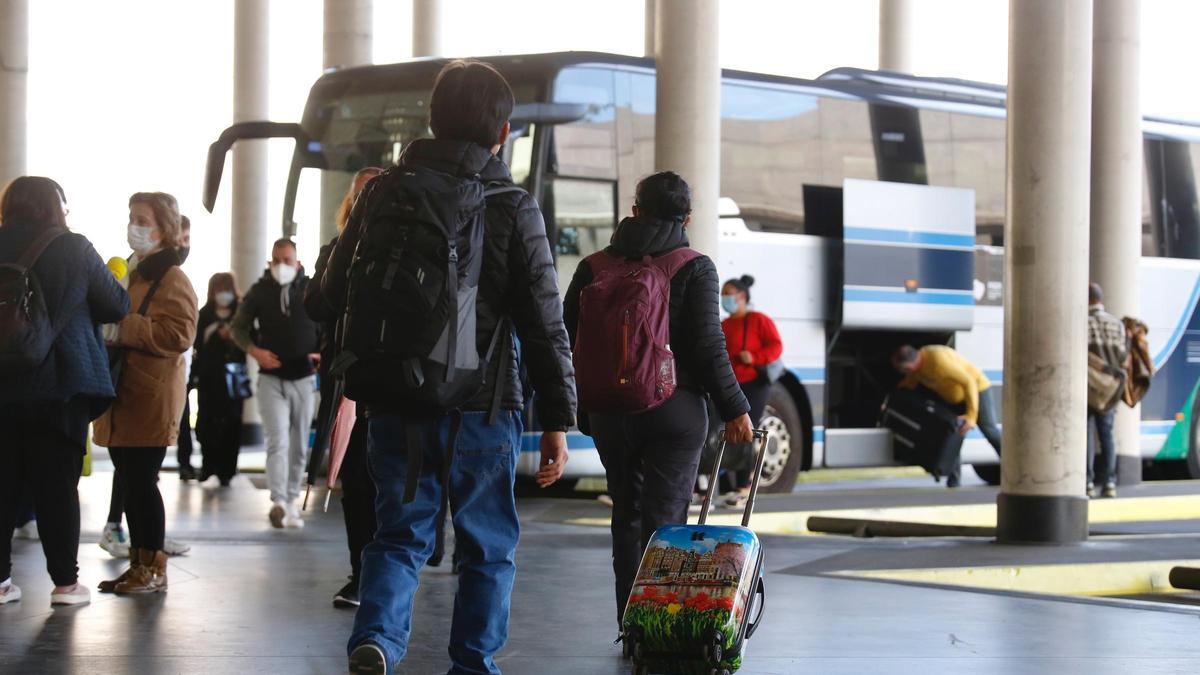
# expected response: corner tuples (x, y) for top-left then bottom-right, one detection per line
(921, 110), (1006, 243)
(551, 67), (617, 179)
(1145, 138), (1200, 259)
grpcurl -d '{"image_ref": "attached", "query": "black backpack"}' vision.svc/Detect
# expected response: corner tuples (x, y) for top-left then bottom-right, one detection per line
(0, 228), (67, 375)
(332, 165), (520, 409)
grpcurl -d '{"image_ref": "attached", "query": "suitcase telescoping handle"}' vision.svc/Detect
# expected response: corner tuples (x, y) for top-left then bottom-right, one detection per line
(698, 429), (770, 527)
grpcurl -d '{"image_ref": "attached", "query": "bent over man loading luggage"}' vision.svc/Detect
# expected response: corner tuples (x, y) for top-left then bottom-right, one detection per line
(322, 60), (577, 675)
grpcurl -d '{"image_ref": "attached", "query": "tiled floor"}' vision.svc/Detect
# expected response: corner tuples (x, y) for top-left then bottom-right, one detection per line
(3, 470), (1200, 674)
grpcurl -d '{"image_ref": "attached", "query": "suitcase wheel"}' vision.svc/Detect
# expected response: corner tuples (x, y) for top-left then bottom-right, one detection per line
(703, 640), (724, 665)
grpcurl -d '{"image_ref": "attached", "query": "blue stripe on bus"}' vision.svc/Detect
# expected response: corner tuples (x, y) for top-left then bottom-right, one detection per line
(844, 288), (975, 306)
(520, 432), (595, 453)
(1153, 276), (1200, 369)
(844, 244), (974, 292)
(789, 367), (826, 382)
(843, 227), (975, 249)
(1140, 420), (1177, 434)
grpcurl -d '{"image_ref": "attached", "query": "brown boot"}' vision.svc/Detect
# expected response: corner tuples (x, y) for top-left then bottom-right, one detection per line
(114, 549), (168, 594)
(98, 548), (140, 593)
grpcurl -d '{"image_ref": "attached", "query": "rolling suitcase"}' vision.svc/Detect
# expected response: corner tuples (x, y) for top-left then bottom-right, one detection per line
(622, 430), (770, 675)
(880, 387), (963, 481)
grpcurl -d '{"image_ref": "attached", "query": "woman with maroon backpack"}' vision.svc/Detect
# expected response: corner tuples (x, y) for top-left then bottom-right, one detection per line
(563, 171), (753, 630)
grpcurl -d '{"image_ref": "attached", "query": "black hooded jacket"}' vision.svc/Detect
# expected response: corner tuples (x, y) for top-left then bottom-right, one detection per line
(321, 139), (577, 431)
(231, 267), (321, 380)
(563, 215), (749, 423)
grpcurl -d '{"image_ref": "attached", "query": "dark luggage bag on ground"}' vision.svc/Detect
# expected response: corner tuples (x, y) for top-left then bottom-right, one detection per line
(622, 430), (770, 675)
(881, 387), (963, 481)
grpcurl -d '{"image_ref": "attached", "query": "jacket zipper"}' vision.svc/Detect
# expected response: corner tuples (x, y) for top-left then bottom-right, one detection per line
(619, 309), (630, 385)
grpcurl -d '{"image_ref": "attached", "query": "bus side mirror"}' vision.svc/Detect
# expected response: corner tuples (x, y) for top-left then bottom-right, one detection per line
(510, 103), (589, 127)
(203, 121), (316, 213)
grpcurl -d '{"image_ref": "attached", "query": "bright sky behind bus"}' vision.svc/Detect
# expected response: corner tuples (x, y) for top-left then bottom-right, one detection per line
(24, 0), (1200, 293)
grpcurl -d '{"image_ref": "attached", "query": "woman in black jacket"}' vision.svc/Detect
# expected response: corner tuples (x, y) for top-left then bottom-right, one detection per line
(563, 171), (752, 629)
(0, 176), (129, 607)
(194, 272), (247, 486)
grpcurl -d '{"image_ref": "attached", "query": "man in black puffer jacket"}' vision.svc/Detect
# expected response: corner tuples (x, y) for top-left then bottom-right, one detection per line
(563, 171), (752, 629)
(324, 61), (576, 675)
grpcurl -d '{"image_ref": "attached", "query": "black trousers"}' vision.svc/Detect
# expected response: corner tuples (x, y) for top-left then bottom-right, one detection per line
(590, 388), (709, 627)
(107, 468), (124, 524)
(339, 417), (377, 581)
(0, 399), (89, 587)
(732, 377), (772, 489)
(176, 398), (194, 470)
(197, 385), (244, 481)
(108, 447), (167, 552)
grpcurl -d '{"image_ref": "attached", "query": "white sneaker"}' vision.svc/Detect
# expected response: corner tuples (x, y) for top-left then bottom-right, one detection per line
(284, 503), (305, 529)
(50, 584), (90, 606)
(163, 537), (191, 556)
(99, 524), (130, 558)
(269, 502), (286, 529)
(0, 579), (20, 605)
(13, 521), (38, 540)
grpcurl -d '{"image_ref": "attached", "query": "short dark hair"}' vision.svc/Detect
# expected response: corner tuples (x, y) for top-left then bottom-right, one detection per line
(1, 176), (67, 231)
(272, 238), (297, 253)
(723, 275), (755, 303)
(1089, 282), (1103, 305)
(892, 345), (919, 369)
(429, 60), (515, 148)
(635, 171), (692, 220)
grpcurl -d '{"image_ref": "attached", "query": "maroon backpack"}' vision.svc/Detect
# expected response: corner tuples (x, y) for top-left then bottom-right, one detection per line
(573, 247), (701, 414)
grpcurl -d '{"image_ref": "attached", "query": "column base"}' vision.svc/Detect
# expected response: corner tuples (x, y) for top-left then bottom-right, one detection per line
(996, 493), (1088, 544)
(1117, 454), (1143, 486)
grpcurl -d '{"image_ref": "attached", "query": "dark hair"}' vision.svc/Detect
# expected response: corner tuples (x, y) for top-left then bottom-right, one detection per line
(272, 238), (297, 253)
(0, 176), (67, 230)
(429, 60), (515, 148)
(892, 345), (920, 369)
(635, 171), (692, 220)
(723, 275), (755, 303)
(1089, 282), (1103, 305)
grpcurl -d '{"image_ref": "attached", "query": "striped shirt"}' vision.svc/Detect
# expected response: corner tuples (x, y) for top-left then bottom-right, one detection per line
(1088, 304), (1128, 371)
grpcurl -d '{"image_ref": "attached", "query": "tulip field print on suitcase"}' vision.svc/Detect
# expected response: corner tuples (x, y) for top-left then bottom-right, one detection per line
(622, 430), (769, 675)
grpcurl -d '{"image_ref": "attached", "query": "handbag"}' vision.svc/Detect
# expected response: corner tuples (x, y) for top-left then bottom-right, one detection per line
(1087, 351), (1125, 413)
(224, 362), (253, 400)
(743, 314), (785, 384)
(108, 277), (163, 388)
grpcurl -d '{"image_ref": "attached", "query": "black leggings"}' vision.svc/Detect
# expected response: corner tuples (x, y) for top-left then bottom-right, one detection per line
(732, 377), (772, 489)
(108, 447), (167, 552)
(340, 417), (377, 581)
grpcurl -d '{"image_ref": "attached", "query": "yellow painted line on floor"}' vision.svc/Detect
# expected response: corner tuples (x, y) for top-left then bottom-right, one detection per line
(565, 494), (1200, 536)
(832, 559), (1200, 597)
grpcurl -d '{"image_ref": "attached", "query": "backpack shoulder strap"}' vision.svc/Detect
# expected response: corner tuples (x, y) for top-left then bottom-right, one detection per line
(16, 228), (67, 270)
(650, 246), (702, 279)
(583, 249), (620, 275)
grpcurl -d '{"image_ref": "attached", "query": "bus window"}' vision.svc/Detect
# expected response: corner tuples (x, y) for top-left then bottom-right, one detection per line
(1145, 138), (1200, 259)
(546, 177), (617, 298)
(615, 72), (656, 214)
(922, 110), (1006, 244)
(551, 67), (617, 180)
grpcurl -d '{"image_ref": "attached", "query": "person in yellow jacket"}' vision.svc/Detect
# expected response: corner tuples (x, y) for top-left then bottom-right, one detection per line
(892, 345), (1003, 456)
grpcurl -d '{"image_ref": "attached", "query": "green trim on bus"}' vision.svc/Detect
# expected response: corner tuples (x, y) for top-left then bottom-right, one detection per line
(1154, 381), (1198, 460)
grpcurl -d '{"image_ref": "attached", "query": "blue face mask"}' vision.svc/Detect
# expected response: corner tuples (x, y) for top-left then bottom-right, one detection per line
(721, 295), (739, 314)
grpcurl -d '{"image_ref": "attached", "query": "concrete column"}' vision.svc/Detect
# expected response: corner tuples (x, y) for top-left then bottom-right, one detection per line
(412, 0), (444, 58)
(1090, 0), (1142, 486)
(644, 0), (657, 58)
(878, 0), (915, 73)
(0, 0), (29, 187)
(233, 0), (269, 437)
(655, 0), (720, 258)
(322, 0), (373, 243)
(998, 0), (1093, 544)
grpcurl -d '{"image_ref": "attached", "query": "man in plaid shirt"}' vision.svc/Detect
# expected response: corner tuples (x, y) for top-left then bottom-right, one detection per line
(1088, 282), (1128, 498)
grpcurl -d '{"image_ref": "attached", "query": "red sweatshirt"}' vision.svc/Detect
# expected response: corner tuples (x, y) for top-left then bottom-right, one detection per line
(721, 311), (783, 384)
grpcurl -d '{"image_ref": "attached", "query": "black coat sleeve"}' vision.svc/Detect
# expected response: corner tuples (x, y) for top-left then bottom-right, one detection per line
(304, 240), (338, 323)
(562, 259), (594, 349)
(679, 256), (750, 422)
(83, 239), (130, 324)
(505, 195), (577, 431)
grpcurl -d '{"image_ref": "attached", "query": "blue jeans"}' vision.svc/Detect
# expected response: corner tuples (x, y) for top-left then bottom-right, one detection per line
(1087, 408), (1118, 486)
(349, 410), (523, 675)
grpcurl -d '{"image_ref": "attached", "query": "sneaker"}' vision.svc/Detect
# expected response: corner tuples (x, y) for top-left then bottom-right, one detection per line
(349, 642), (387, 674)
(269, 503), (286, 529)
(1086, 482), (1096, 498)
(333, 578), (360, 608)
(723, 491), (749, 509)
(0, 579), (20, 605)
(284, 502), (305, 529)
(99, 524), (130, 558)
(13, 521), (38, 540)
(597, 494), (614, 508)
(1102, 483), (1117, 499)
(179, 466), (197, 482)
(163, 538), (191, 556)
(50, 583), (91, 606)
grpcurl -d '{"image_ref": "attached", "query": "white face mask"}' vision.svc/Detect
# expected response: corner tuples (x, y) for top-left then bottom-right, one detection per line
(271, 263), (297, 286)
(127, 224), (157, 254)
(215, 291), (235, 307)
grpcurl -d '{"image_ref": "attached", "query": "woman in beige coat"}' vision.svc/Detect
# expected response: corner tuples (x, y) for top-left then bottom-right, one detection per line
(94, 192), (197, 595)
